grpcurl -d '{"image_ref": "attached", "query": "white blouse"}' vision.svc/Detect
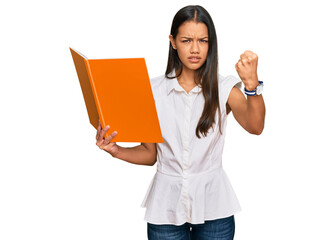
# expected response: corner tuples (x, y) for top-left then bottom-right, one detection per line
(140, 71), (242, 225)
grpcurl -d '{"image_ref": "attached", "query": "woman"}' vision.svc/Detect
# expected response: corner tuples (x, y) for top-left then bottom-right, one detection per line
(96, 5), (265, 240)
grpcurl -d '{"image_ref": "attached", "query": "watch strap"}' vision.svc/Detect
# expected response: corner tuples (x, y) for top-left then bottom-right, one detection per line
(244, 81), (263, 96)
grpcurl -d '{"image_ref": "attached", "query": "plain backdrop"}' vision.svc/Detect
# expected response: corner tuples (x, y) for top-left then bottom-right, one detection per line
(1, 0), (335, 239)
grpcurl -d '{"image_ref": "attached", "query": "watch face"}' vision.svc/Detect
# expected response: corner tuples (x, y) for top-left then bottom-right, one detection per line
(256, 85), (263, 95)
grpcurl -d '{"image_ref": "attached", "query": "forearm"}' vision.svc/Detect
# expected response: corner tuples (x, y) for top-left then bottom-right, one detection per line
(113, 144), (156, 166)
(246, 94), (266, 135)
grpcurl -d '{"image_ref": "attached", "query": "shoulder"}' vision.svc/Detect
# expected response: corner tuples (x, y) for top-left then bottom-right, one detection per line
(218, 74), (242, 90)
(149, 74), (168, 100)
(218, 74), (243, 105)
(150, 74), (166, 89)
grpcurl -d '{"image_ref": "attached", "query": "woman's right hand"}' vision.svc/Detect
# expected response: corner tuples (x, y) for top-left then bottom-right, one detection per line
(96, 120), (119, 157)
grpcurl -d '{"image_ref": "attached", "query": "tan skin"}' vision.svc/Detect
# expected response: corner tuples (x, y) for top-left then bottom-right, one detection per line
(96, 20), (265, 161)
(168, 20), (209, 93)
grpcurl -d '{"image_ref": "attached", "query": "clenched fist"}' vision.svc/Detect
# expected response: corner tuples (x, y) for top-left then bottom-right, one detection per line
(235, 50), (259, 91)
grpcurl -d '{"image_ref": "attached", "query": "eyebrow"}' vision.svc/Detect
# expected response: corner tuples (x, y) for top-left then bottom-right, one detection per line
(181, 36), (209, 39)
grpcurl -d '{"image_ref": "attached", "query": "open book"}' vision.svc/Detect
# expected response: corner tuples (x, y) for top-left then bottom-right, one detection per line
(69, 47), (163, 143)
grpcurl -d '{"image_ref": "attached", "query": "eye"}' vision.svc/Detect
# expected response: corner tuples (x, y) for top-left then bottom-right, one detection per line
(200, 39), (208, 43)
(182, 39), (190, 43)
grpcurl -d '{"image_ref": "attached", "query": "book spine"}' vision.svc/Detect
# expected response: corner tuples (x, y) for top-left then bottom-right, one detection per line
(84, 59), (107, 139)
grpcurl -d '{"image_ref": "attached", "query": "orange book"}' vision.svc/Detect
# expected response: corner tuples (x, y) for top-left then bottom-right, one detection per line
(69, 47), (163, 143)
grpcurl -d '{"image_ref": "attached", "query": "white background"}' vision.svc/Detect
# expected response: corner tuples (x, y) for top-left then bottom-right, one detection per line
(1, 0), (335, 239)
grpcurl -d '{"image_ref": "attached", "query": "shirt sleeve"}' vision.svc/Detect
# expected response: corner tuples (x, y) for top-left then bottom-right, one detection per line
(220, 75), (242, 108)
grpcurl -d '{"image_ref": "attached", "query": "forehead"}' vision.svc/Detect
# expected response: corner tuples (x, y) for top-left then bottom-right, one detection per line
(177, 21), (208, 37)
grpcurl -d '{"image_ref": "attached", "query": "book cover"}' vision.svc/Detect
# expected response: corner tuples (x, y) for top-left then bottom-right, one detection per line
(70, 47), (163, 143)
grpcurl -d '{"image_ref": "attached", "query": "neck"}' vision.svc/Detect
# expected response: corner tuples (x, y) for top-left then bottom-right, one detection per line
(177, 67), (196, 85)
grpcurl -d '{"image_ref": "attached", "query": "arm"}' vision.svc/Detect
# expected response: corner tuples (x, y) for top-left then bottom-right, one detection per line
(114, 143), (157, 166)
(226, 86), (265, 135)
(227, 50), (266, 135)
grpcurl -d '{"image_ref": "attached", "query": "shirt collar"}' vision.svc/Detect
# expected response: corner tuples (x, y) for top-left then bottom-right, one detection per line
(166, 69), (202, 95)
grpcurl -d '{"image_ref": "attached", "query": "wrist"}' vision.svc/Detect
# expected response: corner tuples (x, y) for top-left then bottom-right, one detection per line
(111, 144), (122, 158)
(245, 84), (258, 91)
(244, 81), (263, 96)
(244, 79), (259, 91)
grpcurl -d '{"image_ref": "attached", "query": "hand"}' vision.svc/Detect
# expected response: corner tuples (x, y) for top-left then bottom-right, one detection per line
(96, 120), (119, 157)
(235, 50), (259, 91)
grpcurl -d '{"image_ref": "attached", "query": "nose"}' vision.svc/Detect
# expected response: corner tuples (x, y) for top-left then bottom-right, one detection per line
(190, 41), (199, 54)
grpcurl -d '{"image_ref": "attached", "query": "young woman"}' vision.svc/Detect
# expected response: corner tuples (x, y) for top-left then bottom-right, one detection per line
(96, 5), (265, 240)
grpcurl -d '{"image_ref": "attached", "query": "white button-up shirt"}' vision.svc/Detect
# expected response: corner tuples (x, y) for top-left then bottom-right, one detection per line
(141, 71), (242, 225)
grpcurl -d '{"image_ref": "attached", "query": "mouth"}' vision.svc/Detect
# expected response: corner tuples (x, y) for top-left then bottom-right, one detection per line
(188, 56), (201, 63)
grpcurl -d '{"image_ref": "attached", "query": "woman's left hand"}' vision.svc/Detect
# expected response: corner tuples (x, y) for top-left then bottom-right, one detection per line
(235, 50), (259, 91)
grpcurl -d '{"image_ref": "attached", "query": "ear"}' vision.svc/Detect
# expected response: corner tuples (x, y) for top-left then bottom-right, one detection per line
(169, 35), (177, 50)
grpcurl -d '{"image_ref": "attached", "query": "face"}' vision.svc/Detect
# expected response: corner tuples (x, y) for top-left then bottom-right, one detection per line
(169, 21), (209, 72)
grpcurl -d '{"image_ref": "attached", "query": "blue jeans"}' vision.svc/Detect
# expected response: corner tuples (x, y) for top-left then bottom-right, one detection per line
(147, 215), (235, 240)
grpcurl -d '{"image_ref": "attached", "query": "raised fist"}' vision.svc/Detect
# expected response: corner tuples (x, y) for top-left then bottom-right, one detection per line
(235, 50), (259, 91)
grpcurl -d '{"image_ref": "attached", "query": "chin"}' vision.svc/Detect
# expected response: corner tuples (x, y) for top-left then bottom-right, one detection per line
(183, 63), (204, 71)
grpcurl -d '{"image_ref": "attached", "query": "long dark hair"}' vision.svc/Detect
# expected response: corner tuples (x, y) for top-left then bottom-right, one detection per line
(165, 5), (222, 138)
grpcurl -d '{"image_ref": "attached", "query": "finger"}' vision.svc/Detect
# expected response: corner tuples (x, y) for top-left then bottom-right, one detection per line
(97, 135), (109, 149)
(103, 131), (118, 144)
(235, 61), (240, 70)
(99, 131), (117, 150)
(241, 50), (256, 60)
(244, 51), (258, 60)
(241, 58), (249, 65)
(243, 55), (257, 65)
(96, 120), (102, 140)
(98, 120), (101, 131)
(98, 125), (110, 142)
(244, 50), (255, 56)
